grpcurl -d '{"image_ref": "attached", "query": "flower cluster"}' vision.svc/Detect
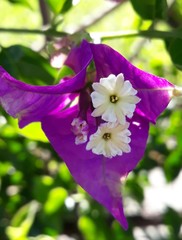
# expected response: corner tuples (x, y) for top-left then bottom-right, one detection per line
(86, 73), (140, 158)
(0, 40), (174, 229)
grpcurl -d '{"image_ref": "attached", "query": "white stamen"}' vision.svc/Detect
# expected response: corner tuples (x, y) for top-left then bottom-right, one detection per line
(86, 122), (131, 158)
(91, 73), (140, 124)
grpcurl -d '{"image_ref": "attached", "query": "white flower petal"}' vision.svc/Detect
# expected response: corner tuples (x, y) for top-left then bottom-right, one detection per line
(119, 80), (137, 96)
(115, 73), (124, 90)
(86, 122), (131, 158)
(115, 109), (126, 124)
(91, 92), (107, 108)
(123, 95), (141, 104)
(90, 73), (140, 124)
(102, 105), (117, 122)
(92, 82), (109, 95)
(118, 102), (136, 118)
(91, 103), (108, 117)
(100, 74), (116, 90)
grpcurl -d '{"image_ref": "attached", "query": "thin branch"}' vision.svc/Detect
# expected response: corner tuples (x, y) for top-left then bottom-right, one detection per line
(129, 215), (162, 227)
(1, 27), (182, 41)
(39, 0), (51, 42)
(90, 29), (182, 40)
(129, 21), (157, 61)
(39, 0), (50, 26)
(0, 27), (66, 37)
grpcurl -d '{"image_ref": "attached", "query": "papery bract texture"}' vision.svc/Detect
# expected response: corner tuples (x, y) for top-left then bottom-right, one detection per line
(0, 40), (92, 128)
(90, 43), (174, 123)
(41, 106), (149, 229)
(0, 39), (174, 229)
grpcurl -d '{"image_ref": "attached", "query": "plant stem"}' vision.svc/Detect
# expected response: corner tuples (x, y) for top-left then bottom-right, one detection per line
(39, 0), (51, 42)
(0, 27), (66, 37)
(1, 27), (182, 41)
(91, 29), (182, 40)
(39, 0), (50, 27)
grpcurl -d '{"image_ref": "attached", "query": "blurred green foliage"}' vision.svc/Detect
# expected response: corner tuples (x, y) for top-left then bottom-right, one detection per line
(0, 0), (182, 239)
(130, 0), (168, 20)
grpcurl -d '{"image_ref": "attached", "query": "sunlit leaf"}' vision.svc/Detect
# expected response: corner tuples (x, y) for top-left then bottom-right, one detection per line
(78, 216), (97, 240)
(6, 201), (40, 240)
(14, 120), (48, 142)
(44, 187), (67, 214)
(6, 0), (32, 9)
(58, 163), (72, 183)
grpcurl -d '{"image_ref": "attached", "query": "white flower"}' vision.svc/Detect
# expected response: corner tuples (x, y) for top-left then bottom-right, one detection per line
(91, 73), (140, 124)
(86, 122), (131, 158)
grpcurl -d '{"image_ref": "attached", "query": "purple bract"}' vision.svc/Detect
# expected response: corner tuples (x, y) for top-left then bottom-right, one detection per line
(0, 40), (174, 229)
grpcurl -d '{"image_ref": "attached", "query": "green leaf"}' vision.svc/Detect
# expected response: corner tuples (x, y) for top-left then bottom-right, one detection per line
(2, 117), (48, 142)
(112, 221), (134, 240)
(60, 0), (73, 14)
(0, 45), (57, 85)
(46, 0), (72, 14)
(6, 0), (32, 9)
(126, 180), (144, 202)
(166, 37), (182, 70)
(0, 162), (12, 177)
(155, 0), (168, 19)
(44, 187), (67, 214)
(58, 163), (72, 184)
(55, 65), (74, 84)
(130, 0), (168, 20)
(164, 208), (182, 238)
(13, 119), (48, 142)
(6, 201), (39, 240)
(78, 216), (97, 240)
(33, 176), (53, 203)
(164, 147), (182, 181)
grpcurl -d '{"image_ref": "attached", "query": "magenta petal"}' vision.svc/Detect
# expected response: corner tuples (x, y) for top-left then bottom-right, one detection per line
(0, 41), (92, 127)
(0, 40), (92, 127)
(65, 40), (93, 74)
(90, 43), (174, 123)
(41, 107), (149, 228)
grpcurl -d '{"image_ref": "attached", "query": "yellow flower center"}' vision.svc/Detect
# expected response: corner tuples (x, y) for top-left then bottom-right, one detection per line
(102, 132), (111, 140)
(110, 95), (119, 103)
